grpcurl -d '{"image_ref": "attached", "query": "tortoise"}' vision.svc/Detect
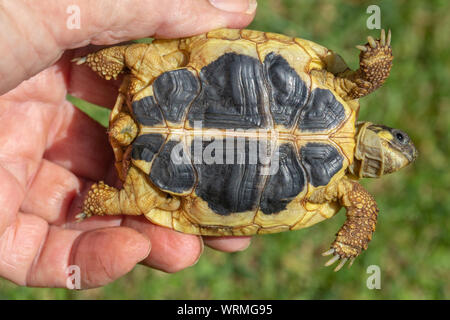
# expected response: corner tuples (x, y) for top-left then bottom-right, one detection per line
(73, 28), (417, 271)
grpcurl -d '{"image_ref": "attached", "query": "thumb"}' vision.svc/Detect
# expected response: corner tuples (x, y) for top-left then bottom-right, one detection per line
(0, 0), (256, 95)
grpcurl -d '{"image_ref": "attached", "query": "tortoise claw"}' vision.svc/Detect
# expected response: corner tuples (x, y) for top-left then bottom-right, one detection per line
(322, 247), (357, 272)
(334, 258), (348, 272)
(322, 248), (335, 256)
(348, 257), (356, 268)
(357, 29), (392, 53)
(324, 254), (340, 267)
(367, 36), (377, 48)
(71, 56), (87, 65)
(356, 45), (368, 52)
(380, 29), (386, 46)
(75, 212), (89, 222)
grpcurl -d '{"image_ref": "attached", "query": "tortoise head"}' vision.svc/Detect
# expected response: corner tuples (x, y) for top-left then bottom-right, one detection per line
(349, 122), (418, 178)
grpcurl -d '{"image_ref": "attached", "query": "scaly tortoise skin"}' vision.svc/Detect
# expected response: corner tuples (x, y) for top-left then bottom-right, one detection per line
(73, 28), (417, 271)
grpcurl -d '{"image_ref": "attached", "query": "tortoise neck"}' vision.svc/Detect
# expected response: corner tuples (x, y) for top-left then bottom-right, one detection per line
(349, 122), (384, 178)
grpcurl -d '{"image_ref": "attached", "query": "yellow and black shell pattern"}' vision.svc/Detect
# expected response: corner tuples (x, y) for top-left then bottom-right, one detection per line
(125, 29), (356, 235)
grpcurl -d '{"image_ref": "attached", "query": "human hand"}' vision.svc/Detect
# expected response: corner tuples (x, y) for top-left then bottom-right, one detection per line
(0, 0), (256, 289)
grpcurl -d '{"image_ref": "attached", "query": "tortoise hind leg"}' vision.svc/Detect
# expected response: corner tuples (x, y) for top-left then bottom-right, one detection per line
(72, 45), (129, 80)
(338, 29), (393, 99)
(78, 167), (180, 221)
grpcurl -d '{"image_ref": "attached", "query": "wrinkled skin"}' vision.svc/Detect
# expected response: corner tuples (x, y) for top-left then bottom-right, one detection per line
(0, 0), (255, 289)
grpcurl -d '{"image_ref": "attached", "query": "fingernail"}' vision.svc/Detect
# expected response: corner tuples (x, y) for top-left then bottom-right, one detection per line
(246, 0), (258, 14)
(192, 237), (204, 266)
(137, 238), (152, 261)
(209, 0), (257, 14)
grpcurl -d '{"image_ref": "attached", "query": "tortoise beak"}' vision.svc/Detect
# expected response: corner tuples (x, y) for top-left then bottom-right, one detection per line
(408, 144), (419, 163)
(400, 139), (418, 164)
(381, 135), (418, 175)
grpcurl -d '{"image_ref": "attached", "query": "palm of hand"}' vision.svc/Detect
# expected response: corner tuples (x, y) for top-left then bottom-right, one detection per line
(0, 0), (255, 290)
(0, 53), (250, 289)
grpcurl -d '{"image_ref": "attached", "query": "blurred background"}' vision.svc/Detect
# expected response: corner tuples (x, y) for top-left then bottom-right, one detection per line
(1, 0), (448, 299)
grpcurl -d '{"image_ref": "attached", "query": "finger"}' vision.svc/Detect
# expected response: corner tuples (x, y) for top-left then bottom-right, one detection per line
(0, 212), (151, 288)
(44, 100), (114, 181)
(64, 227), (151, 289)
(0, 88), (62, 189)
(0, 59), (114, 183)
(204, 236), (252, 252)
(20, 159), (82, 225)
(122, 216), (203, 273)
(0, 0), (256, 94)
(47, 0), (256, 44)
(0, 213), (49, 285)
(0, 166), (22, 235)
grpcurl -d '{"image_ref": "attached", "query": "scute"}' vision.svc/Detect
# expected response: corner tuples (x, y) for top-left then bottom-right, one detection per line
(187, 53), (268, 129)
(300, 143), (344, 187)
(131, 133), (165, 163)
(153, 68), (200, 124)
(132, 96), (164, 126)
(191, 137), (265, 215)
(263, 52), (309, 129)
(149, 140), (196, 195)
(259, 142), (306, 214)
(297, 88), (346, 132)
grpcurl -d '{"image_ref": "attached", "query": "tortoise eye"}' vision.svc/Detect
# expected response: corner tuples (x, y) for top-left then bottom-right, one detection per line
(393, 130), (409, 144)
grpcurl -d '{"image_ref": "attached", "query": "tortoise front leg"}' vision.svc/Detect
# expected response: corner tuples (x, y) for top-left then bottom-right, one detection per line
(310, 178), (379, 271)
(321, 179), (379, 271)
(339, 29), (393, 99)
(72, 40), (187, 91)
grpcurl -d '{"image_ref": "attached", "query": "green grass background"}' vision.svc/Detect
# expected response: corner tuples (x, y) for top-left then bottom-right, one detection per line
(1, 0), (449, 299)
